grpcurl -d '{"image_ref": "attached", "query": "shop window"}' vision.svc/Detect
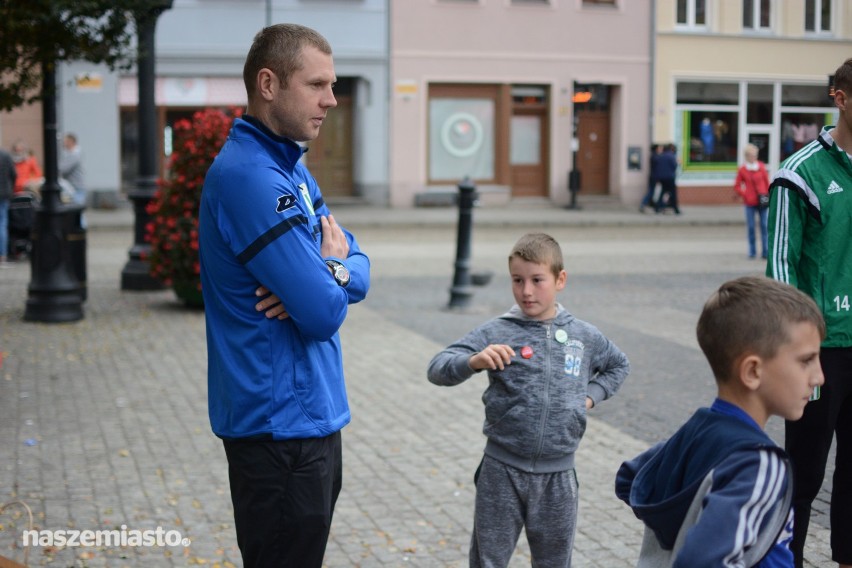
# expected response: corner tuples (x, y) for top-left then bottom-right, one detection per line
(429, 98), (495, 182)
(780, 113), (832, 161)
(676, 0), (706, 28)
(683, 111), (739, 169)
(805, 0), (832, 32)
(782, 84), (831, 107)
(747, 83), (773, 124)
(677, 82), (738, 105)
(743, 0), (772, 31)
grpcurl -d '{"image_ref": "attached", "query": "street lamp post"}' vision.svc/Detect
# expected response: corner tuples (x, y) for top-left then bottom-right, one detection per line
(120, 0), (173, 290)
(23, 63), (85, 323)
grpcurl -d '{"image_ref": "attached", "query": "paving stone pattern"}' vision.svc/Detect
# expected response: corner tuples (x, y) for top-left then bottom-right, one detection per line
(0, 207), (835, 567)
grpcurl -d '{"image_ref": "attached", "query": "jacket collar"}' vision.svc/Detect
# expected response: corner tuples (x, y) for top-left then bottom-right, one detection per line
(235, 115), (307, 172)
(502, 303), (573, 323)
(818, 125), (852, 170)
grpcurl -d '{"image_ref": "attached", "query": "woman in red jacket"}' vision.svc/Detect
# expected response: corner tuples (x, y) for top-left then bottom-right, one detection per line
(733, 143), (770, 259)
(11, 141), (43, 194)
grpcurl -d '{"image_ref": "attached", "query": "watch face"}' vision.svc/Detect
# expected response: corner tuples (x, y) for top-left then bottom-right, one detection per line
(326, 260), (350, 286)
(334, 264), (350, 285)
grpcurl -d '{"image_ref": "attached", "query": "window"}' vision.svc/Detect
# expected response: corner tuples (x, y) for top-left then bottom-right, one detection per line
(685, 112), (738, 165)
(747, 83), (773, 124)
(676, 81), (738, 170)
(510, 116), (541, 166)
(781, 113), (828, 160)
(743, 0), (771, 31)
(677, 82), (738, 105)
(676, 0), (706, 28)
(782, 84), (830, 107)
(429, 98), (495, 181)
(805, 0), (832, 32)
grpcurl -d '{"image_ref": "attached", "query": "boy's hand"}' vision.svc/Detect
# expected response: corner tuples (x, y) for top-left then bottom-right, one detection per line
(586, 397), (594, 410)
(255, 285), (289, 320)
(470, 344), (516, 371)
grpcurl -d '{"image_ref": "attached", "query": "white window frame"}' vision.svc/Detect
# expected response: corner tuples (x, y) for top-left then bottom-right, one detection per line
(743, 0), (774, 33)
(675, 0), (707, 30)
(805, 0), (833, 34)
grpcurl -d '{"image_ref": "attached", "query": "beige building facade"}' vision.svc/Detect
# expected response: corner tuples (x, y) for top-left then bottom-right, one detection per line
(389, 0), (652, 208)
(654, 0), (852, 204)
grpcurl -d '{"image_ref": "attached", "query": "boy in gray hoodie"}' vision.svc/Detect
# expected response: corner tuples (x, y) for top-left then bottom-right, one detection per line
(428, 232), (630, 568)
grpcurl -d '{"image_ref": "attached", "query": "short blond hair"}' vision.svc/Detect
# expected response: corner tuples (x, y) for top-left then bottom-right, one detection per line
(243, 24), (332, 99)
(508, 233), (564, 278)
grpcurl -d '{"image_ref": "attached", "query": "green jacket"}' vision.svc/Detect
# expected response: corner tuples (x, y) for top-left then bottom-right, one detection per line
(767, 125), (852, 347)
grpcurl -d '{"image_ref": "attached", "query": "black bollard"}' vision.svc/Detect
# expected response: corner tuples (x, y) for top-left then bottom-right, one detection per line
(448, 177), (478, 309)
(566, 169), (581, 210)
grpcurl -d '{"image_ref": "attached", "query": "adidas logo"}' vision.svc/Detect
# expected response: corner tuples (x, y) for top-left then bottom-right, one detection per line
(828, 180), (844, 194)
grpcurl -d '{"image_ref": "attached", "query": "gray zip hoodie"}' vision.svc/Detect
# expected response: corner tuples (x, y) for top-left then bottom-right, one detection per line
(428, 304), (630, 473)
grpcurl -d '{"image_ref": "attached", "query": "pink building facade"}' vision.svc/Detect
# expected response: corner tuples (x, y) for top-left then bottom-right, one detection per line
(389, 0), (652, 208)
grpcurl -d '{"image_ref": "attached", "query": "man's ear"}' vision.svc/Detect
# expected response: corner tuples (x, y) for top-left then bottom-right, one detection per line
(834, 88), (848, 113)
(738, 354), (762, 392)
(257, 68), (278, 102)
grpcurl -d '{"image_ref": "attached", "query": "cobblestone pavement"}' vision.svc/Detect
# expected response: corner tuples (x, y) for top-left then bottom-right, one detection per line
(0, 203), (836, 567)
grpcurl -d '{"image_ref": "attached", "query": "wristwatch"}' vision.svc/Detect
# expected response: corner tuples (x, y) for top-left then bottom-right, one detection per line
(325, 260), (350, 287)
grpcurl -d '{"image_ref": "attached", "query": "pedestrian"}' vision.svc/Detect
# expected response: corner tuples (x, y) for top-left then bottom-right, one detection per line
(0, 146), (17, 266)
(766, 57), (852, 568)
(59, 133), (85, 206)
(616, 276), (825, 567)
(654, 143), (681, 214)
(733, 143), (770, 259)
(639, 143), (662, 213)
(198, 23), (370, 568)
(11, 140), (42, 194)
(427, 232), (630, 568)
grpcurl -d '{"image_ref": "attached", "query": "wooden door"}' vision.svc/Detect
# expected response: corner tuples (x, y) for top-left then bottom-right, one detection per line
(510, 109), (548, 197)
(306, 95), (353, 197)
(576, 109), (610, 194)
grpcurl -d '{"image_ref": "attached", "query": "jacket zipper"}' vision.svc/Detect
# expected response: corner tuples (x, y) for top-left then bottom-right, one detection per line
(532, 323), (552, 471)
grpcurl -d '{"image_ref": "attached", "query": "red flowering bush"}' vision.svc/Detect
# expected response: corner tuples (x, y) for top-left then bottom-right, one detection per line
(145, 107), (240, 296)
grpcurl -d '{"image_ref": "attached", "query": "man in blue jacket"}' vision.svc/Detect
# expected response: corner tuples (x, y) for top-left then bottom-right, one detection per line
(199, 23), (370, 567)
(654, 143), (681, 215)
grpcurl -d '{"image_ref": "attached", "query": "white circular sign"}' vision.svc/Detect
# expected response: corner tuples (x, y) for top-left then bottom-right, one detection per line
(440, 112), (484, 158)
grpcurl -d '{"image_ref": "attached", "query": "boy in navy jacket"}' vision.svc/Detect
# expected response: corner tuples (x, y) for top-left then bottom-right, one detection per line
(616, 276), (825, 567)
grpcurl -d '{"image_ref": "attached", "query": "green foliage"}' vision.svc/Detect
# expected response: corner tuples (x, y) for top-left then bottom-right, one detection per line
(145, 108), (240, 293)
(0, 0), (163, 111)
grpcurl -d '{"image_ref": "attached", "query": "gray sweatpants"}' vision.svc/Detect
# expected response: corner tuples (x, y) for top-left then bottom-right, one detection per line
(469, 455), (579, 568)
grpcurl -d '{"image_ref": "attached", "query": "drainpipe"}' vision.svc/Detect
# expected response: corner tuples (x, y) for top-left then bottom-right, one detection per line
(649, 0), (656, 149)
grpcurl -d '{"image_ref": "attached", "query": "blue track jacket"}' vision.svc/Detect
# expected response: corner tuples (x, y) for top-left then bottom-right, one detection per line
(199, 116), (370, 440)
(616, 400), (794, 567)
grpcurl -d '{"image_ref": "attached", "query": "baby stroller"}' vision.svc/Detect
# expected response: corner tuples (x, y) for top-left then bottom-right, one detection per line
(8, 190), (36, 260)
